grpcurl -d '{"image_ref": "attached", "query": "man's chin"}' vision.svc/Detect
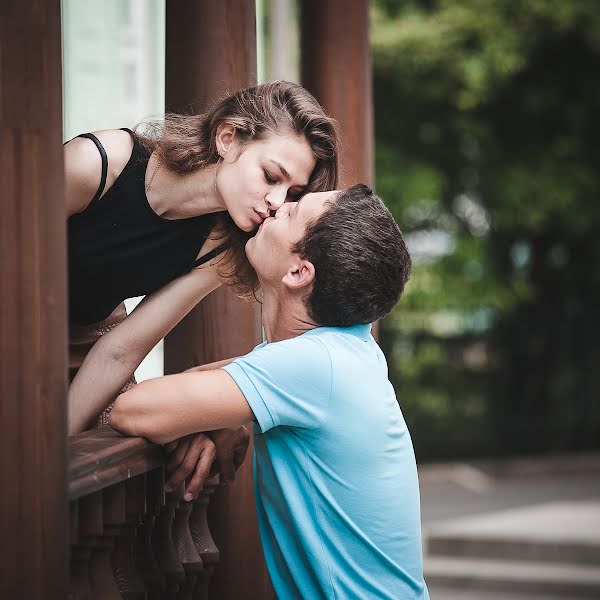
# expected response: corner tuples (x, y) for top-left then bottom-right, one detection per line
(244, 238), (257, 263)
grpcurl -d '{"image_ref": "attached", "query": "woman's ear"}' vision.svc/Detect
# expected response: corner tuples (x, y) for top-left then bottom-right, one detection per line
(215, 123), (236, 157)
(282, 259), (315, 291)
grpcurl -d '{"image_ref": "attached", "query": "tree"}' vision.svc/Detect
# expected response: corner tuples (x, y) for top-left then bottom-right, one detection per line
(373, 0), (600, 458)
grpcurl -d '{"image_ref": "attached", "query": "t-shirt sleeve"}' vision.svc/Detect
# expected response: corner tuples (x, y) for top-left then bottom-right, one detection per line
(222, 334), (332, 432)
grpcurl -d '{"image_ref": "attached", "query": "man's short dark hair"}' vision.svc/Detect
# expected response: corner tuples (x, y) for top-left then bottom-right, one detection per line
(293, 184), (411, 326)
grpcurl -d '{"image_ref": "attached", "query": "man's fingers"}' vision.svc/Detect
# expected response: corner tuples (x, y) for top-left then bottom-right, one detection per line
(166, 437), (190, 472)
(233, 445), (247, 470)
(218, 449), (235, 485)
(164, 440), (178, 453)
(183, 444), (218, 501)
(165, 435), (215, 492)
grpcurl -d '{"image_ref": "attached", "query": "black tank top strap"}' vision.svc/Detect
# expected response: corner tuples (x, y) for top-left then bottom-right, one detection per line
(77, 132), (108, 206)
(193, 241), (230, 268)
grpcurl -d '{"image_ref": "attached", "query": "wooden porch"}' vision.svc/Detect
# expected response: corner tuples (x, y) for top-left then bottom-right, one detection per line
(1, 1), (373, 597)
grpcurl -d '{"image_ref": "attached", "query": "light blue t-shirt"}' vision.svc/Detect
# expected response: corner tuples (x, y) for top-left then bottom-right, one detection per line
(223, 324), (429, 600)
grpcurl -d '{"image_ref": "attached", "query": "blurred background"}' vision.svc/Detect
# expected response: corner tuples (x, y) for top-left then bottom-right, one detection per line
(62, 1), (600, 597)
(371, 0), (600, 462)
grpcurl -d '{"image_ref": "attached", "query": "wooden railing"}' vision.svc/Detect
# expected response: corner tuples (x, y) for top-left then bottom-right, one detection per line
(68, 428), (219, 599)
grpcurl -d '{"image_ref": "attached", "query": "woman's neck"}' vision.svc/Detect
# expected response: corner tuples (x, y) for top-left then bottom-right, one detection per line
(146, 156), (225, 219)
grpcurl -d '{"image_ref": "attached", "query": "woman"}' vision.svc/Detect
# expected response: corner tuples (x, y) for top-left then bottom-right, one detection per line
(67, 80), (339, 435)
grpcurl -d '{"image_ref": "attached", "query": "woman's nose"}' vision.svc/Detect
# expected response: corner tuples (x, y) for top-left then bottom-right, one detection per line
(266, 188), (287, 211)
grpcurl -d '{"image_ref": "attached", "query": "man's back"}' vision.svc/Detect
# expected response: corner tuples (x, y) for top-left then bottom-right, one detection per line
(224, 324), (429, 599)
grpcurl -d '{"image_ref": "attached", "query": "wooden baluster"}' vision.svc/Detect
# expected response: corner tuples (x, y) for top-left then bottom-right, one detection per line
(149, 469), (185, 598)
(153, 487), (186, 598)
(77, 492), (121, 599)
(190, 484), (220, 600)
(70, 500), (92, 600)
(74, 493), (102, 600)
(143, 468), (167, 598)
(108, 479), (146, 599)
(171, 484), (204, 600)
(85, 489), (121, 600)
(120, 473), (152, 599)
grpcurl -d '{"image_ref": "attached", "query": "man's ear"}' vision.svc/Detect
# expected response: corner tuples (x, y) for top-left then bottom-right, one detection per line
(215, 123), (236, 157)
(282, 259), (315, 291)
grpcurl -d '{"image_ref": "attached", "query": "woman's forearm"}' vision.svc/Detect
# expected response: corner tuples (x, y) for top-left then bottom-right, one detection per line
(68, 266), (222, 434)
(68, 335), (139, 433)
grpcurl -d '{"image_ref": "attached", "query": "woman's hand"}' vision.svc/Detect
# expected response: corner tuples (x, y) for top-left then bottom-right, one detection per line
(163, 426), (250, 501)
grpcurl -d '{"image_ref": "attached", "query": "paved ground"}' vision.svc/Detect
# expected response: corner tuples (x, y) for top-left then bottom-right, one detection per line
(419, 454), (600, 526)
(418, 453), (600, 599)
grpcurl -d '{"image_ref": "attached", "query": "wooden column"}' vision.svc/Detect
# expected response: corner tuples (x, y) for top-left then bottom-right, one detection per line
(301, 0), (379, 337)
(164, 2), (272, 599)
(300, 0), (374, 187)
(0, 1), (68, 598)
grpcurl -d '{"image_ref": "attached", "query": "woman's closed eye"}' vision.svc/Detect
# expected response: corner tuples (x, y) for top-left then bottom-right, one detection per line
(263, 170), (277, 185)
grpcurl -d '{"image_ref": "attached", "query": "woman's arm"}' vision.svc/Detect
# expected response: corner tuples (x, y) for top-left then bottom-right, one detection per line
(68, 264), (222, 434)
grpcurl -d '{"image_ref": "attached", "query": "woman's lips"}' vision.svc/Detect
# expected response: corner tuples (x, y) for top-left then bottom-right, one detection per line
(253, 209), (268, 225)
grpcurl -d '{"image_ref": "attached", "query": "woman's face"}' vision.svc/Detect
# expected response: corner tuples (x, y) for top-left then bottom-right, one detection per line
(215, 128), (317, 232)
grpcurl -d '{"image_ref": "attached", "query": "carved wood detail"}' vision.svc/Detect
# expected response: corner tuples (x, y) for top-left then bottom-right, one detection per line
(68, 430), (220, 598)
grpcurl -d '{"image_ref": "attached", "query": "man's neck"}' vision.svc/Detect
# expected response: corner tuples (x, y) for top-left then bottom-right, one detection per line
(261, 289), (319, 343)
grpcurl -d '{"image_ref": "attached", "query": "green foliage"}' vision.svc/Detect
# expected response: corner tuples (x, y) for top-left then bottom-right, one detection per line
(373, 0), (600, 459)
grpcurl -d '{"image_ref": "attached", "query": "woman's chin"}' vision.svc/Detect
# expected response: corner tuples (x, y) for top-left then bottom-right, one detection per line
(236, 217), (260, 233)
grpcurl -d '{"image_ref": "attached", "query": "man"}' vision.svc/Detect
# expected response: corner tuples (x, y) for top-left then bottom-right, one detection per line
(110, 184), (429, 600)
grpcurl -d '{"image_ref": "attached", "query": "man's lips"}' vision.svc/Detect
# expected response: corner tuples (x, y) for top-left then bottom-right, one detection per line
(257, 216), (273, 232)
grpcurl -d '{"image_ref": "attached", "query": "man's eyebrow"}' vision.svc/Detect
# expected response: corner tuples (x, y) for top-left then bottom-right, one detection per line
(269, 160), (308, 188)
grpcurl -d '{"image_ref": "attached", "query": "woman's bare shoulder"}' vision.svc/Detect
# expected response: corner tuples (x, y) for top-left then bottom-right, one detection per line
(64, 129), (135, 217)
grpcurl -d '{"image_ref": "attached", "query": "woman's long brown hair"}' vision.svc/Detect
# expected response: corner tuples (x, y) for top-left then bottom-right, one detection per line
(135, 80), (340, 298)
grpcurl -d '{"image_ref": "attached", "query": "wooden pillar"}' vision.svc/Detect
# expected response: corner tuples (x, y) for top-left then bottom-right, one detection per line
(0, 1), (68, 598)
(301, 0), (379, 337)
(164, 2), (272, 599)
(300, 0), (374, 187)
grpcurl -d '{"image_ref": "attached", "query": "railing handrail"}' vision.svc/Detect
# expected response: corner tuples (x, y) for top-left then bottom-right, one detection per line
(68, 427), (164, 500)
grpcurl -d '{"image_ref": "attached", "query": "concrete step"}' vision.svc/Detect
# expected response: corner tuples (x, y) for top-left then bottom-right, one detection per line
(427, 535), (600, 566)
(424, 556), (600, 598)
(425, 500), (600, 565)
(426, 585), (588, 600)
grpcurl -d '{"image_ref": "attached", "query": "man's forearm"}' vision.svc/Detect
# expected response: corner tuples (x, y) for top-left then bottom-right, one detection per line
(108, 369), (254, 444)
(185, 356), (238, 373)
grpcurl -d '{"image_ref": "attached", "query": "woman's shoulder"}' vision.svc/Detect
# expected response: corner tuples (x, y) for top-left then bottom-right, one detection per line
(65, 129), (136, 217)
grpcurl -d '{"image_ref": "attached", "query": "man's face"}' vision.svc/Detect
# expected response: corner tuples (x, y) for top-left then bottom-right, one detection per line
(245, 191), (337, 285)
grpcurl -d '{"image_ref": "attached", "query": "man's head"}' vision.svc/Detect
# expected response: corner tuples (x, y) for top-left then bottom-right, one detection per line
(245, 184), (412, 326)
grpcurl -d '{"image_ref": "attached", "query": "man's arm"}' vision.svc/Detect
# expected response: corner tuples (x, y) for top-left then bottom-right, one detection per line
(184, 357), (238, 372)
(108, 369), (254, 444)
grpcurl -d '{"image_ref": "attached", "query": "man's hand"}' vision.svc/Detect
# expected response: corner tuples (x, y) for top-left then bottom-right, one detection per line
(207, 426), (250, 485)
(164, 433), (217, 501)
(163, 426), (250, 501)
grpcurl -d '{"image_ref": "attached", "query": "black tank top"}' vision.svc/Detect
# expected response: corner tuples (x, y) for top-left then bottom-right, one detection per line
(68, 130), (220, 325)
